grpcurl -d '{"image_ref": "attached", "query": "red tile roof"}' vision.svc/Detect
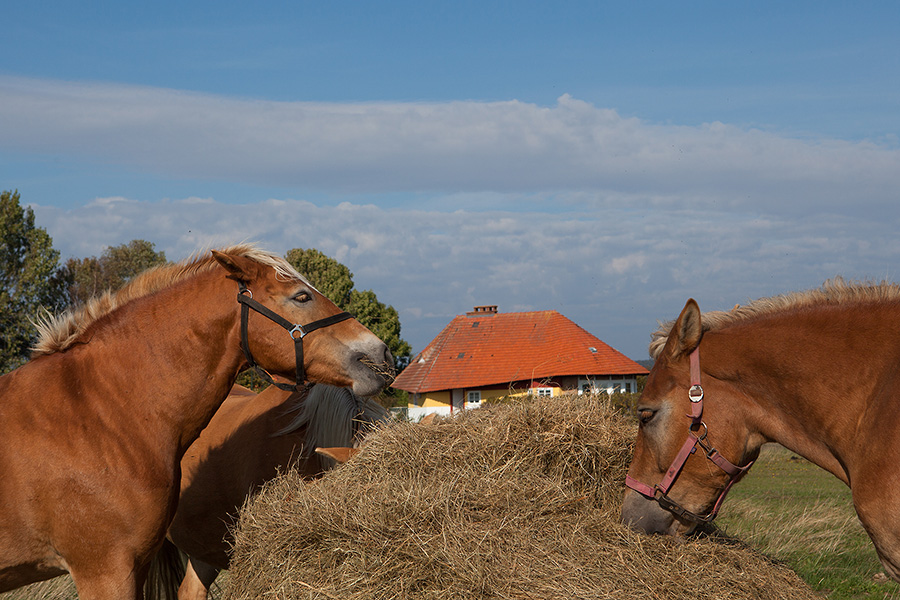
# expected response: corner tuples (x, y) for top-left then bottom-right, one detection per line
(393, 309), (648, 393)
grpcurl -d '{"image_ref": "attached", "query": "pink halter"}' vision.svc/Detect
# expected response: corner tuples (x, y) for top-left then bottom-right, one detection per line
(624, 347), (753, 523)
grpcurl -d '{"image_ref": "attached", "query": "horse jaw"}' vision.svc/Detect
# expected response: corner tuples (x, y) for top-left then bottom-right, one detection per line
(620, 491), (696, 537)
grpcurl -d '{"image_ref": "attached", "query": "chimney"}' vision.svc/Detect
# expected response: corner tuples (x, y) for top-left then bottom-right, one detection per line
(467, 305), (498, 316)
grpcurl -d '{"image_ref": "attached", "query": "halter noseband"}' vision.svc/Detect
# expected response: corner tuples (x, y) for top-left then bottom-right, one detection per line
(624, 347), (753, 524)
(236, 281), (353, 392)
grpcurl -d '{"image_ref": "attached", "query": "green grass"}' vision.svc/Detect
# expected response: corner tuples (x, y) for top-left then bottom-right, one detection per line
(716, 444), (900, 599)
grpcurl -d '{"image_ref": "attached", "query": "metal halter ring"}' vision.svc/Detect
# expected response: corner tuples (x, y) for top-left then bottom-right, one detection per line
(288, 324), (306, 340)
(691, 420), (709, 441)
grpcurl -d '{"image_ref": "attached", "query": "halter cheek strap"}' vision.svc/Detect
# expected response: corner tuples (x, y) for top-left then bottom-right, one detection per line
(236, 281), (353, 392)
(624, 346), (754, 524)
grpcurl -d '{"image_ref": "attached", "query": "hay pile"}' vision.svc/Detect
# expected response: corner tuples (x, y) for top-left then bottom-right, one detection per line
(224, 395), (818, 600)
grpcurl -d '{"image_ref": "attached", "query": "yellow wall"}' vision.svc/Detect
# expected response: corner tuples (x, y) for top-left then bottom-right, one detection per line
(420, 391), (451, 407)
(479, 387), (516, 401)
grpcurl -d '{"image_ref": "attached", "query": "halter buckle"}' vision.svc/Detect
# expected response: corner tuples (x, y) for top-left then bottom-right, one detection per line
(688, 384), (704, 403)
(289, 324), (306, 340)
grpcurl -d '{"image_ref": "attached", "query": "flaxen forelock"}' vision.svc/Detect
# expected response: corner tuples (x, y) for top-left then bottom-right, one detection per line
(649, 277), (900, 359)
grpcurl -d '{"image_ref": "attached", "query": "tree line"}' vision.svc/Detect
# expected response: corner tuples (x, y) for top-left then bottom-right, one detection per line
(0, 190), (411, 380)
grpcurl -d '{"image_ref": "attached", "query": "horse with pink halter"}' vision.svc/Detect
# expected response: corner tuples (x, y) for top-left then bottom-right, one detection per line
(623, 281), (900, 581)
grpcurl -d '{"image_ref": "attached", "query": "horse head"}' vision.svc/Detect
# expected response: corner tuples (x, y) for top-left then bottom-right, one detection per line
(621, 298), (756, 536)
(213, 250), (393, 398)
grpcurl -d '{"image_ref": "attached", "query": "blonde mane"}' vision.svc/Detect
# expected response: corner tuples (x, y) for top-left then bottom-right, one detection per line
(33, 243), (304, 356)
(648, 277), (900, 359)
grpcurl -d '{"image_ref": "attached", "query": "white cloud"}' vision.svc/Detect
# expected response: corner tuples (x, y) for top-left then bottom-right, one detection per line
(9, 75), (900, 359)
(2, 76), (898, 214)
(30, 196), (900, 360)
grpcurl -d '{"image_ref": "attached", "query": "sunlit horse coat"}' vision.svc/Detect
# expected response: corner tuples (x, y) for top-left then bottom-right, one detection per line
(623, 279), (900, 581)
(0, 245), (392, 599)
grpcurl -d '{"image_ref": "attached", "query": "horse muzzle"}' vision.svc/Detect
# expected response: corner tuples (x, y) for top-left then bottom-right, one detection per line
(621, 489), (685, 536)
(348, 343), (394, 397)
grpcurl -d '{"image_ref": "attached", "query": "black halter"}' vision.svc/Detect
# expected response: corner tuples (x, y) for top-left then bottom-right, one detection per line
(236, 281), (353, 392)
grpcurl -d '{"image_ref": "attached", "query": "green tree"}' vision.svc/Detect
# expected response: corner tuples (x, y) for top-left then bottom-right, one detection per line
(285, 248), (412, 372)
(285, 248), (353, 307)
(61, 239), (167, 306)
(348, 289), (412, 369)
(0, 190), (67, 373)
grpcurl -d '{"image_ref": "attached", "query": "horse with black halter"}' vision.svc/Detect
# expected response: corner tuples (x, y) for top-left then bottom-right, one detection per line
(0, 244), (393, 599)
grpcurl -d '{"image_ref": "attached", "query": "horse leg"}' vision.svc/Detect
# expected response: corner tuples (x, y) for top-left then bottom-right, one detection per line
(63, 541), (158, 600)
(857, 519), (900, 580)
(858, 518), (900, 581)
(852, 483), (900, 581)
(178, 558), (219, 600)
(69, 561), (145, 600)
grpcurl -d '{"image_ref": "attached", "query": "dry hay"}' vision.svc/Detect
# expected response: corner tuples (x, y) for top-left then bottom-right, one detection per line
(224, 395), (818, 600)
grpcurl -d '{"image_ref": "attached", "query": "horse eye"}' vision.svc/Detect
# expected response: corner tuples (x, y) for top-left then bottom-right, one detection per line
(293, 292), (312, 303)
(638, 409), (656, 425)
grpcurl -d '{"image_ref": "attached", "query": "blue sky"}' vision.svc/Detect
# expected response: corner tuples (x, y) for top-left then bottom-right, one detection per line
(2, 2), (899, 359)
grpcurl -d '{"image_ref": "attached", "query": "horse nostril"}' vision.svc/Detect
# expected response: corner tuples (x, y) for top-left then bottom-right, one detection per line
(357, 345), (396, 382)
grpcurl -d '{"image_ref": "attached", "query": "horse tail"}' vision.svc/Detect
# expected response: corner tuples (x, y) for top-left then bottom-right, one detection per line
(144, 538), (187, 600)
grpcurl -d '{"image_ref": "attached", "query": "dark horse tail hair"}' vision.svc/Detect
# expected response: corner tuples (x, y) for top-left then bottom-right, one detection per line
(143, 538), (187, 600)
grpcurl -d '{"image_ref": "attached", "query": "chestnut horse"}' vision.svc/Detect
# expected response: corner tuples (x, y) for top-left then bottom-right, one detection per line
(622, 280), (900, 580)
(145, 382), (389, 600)
(0, 244), (393, 599)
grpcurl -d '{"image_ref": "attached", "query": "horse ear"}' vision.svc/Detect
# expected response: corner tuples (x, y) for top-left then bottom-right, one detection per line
(212, 250), (259, 282)
(315, 447), (359, 464)
(663, 298), (703, 360)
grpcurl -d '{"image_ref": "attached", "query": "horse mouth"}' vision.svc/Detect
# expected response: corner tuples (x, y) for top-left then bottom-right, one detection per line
(359, 356), (397, 385)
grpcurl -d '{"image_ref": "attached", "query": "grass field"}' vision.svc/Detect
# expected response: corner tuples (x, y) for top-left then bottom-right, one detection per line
(716, 444), (900, 599)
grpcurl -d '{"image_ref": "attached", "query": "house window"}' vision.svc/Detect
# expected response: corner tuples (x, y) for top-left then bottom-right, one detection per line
(531, 387), (553, 397)
(578, 378), (636, 396)
(467, 390), (481, 403)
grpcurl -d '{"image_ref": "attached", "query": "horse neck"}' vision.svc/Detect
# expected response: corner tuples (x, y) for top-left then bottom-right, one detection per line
(271, 386), (392, 468)
(210, 387), (325, 479)
(705, 309), (896, 484)
(78, 269), (246, 453)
